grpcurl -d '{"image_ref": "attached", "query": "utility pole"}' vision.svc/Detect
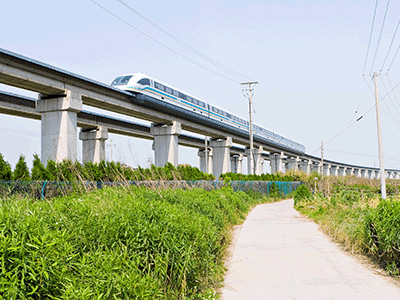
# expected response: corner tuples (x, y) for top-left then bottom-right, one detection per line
(204, 136), (208, 174)
(241, 81), (258, 175)
(321, 140), (324, 177)
(373, 73), (386, 199)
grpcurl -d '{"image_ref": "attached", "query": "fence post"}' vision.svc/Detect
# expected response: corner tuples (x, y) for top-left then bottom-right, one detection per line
(41, 180), (48, 200)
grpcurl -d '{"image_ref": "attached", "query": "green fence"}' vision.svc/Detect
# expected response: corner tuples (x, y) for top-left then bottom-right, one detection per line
(0, 180), (302, 199)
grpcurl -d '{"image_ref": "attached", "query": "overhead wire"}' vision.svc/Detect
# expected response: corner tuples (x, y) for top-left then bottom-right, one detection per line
(363, 0), (379, 75)
(325, 148), (400, 161)
(369, 0), (391, 75)
(115, 0), (253, 82)
(88, 0), (240, 83)
(312, 76), (400, 155)
(380, 17), (400, 72)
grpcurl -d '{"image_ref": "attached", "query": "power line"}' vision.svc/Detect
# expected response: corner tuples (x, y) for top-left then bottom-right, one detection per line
(380, 17), (400, 72)
(325, 148), (400, 161)
(387, 34), (400, 72)
(115, 0), (253, 82)
(312, 76), (400, 155)
(370, 0), (391, 74)
(88, 0), (240, 83)
(363, 0), (379, 75)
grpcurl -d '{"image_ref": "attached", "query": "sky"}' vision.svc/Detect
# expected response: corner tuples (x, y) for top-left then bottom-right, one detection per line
(1, 0), (400, 172)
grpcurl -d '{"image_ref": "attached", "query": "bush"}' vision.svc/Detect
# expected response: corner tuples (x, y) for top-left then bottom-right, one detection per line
(365, 199), (400, 273)
(13, 154), (30, 181)
(294, 184), (311, 205)
(0, 153), (12, 180)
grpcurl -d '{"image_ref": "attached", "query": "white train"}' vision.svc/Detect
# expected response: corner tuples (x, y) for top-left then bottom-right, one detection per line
(111, 73), (306, 154)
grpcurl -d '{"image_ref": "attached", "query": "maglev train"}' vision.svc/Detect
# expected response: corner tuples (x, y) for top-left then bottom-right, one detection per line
(111, 73), (306, 154)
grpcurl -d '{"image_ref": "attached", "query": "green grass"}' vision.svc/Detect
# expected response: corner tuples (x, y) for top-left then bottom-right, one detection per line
(0, 186), (275, 299)
(294, 186), (400, 276)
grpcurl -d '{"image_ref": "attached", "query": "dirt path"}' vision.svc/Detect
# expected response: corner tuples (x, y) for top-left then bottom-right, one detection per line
(221, 199), (400, 300)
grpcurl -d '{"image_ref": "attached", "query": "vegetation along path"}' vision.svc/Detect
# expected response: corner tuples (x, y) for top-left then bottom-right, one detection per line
(221, 199), (400, 300)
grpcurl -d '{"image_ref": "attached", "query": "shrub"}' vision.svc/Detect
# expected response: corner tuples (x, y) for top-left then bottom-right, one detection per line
(13, 154), (30, 181)
(294, 184), (311, 205)
(0, 153), (12, 180)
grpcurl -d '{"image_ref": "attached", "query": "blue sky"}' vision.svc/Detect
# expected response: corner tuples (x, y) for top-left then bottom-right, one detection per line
(1, 0), (400, 171)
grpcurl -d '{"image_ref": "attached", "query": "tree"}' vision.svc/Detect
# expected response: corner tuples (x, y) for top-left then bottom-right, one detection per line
(31, 154), (50, 180)
(13, 154), (30, 181)
(0, 153), (12, 180)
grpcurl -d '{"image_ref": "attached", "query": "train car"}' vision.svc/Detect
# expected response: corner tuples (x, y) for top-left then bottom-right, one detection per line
(111, 73), (306, 154)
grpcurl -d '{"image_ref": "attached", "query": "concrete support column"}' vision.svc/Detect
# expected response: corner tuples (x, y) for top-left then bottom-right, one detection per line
(37, 90), (82, 164)
(198, 149), (213, 174)
(370, 170), (376, 179)
(311, 162), (320, 174)
(230, 154), (243, 174)
(287, 157), (300, 172)
(79, 127), (108, 163)
(150, 121), (181, 167)
(332, 166), (340, 177)
(210, 137), (232, 178)
(299, 160), (311, 174)
(339, 166), (347, 176)
(348, 168), (355, 176)
(355, 169), (362, 178)
(361, 169), (369, 178)
(323, 164), (331, 176)
(270, 152), (284, 174)
(396, 172), (400, 180)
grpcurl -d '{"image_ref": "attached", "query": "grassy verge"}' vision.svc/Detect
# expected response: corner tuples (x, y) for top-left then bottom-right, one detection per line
(0, 186), (281, 299)
(294, 179), (400, 277)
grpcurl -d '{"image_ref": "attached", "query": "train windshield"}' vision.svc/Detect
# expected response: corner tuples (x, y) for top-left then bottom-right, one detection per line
(111, 75), (133, 86)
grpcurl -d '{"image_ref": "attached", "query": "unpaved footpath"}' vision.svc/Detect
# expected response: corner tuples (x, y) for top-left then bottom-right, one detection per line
(221, 199), (400, 300)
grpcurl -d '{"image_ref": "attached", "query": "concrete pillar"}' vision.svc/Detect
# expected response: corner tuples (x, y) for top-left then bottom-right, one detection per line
(396, 172), (400, 180)
(287, 157), (300, 172)
(150, 121), (181, 167)
(361, 169), (369, 178)
(332, 165), (340, 177)
(355, 168), (362, 178)
(323, 164), (331, 176)
(300, 160), (312, 174)
(198, 148), (213, 174)
(230, 154), (243, 174)
(37, 89), (82, 164)
(339, 166), (347, 176)
(247, 146), (264, 175)
(348, 168), (354, 176)
(210, 137), (232, 178)
(370, 170), (376, 179)
(79, 127), (108, 163)
(311, 162), (320, 174)
(270, 152), (284, 174)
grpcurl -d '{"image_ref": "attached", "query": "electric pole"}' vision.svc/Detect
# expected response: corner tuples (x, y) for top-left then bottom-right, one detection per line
(321, 140), (324, 177)
(373, 73), (386, 199)
(241, 81), (258, 175)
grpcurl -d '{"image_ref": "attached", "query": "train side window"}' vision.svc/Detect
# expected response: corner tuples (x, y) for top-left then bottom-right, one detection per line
(155, 82), (165, 91)
(138, 78), (150, 86)
(165, 87), (172, 94)
(173, 90), (179, 96)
